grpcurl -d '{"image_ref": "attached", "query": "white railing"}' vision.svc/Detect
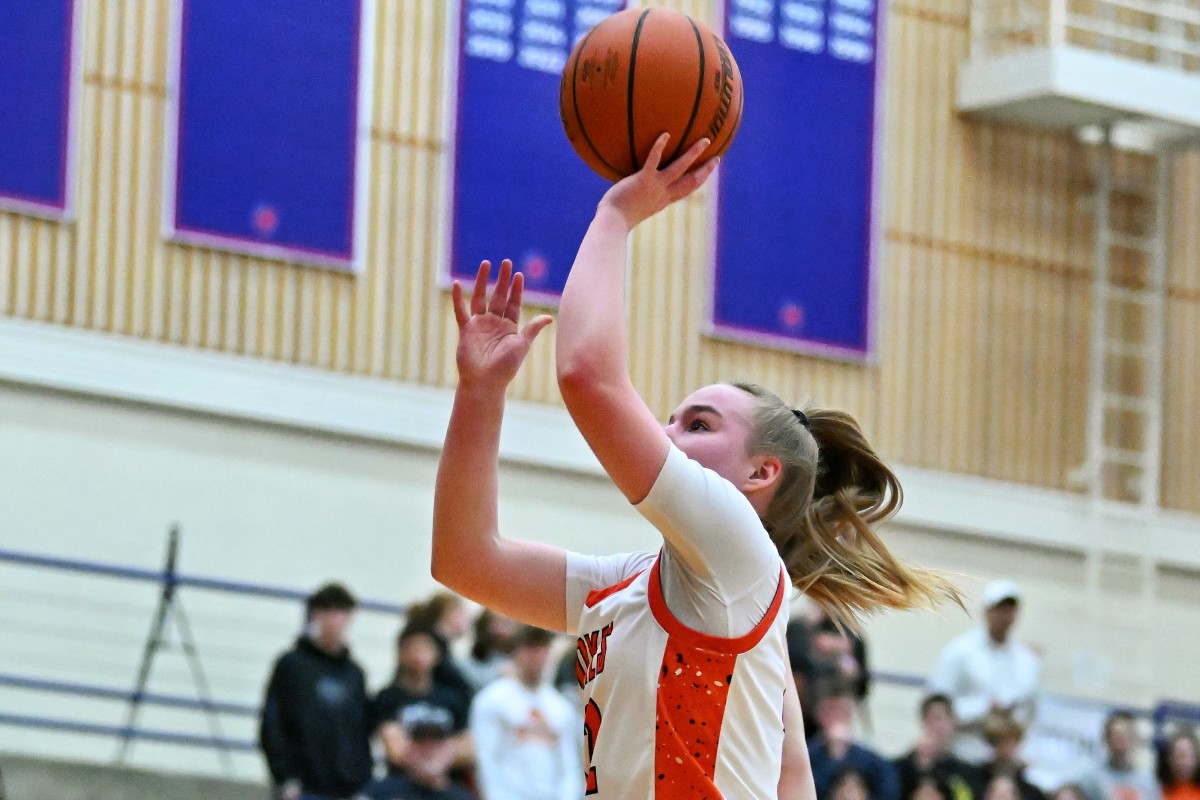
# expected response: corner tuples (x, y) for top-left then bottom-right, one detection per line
(969, 0), (1200, 72)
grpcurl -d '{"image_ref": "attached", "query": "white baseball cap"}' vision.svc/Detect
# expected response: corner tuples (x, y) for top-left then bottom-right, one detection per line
(981, 579), (1021, 609)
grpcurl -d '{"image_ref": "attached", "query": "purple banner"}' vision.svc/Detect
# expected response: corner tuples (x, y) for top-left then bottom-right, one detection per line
(712, 0), (882, 359)
(448, 0), (626, 303)
(168, 0), (366, 269)
(0, 0), (77, 217)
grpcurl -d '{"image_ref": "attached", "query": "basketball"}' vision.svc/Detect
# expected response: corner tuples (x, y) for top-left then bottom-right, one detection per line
(559, 8), (744, 182)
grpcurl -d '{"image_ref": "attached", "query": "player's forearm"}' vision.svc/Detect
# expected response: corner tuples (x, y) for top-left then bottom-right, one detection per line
(431, 381), (507, 588)
(557, 205), (633, 392)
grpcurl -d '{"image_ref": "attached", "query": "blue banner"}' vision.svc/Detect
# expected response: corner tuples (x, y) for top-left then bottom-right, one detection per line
(449, 0), (625, 301)
(0, 0), (75, 215)
(712, 0), (881, 359)
(171, 0), (364, 268)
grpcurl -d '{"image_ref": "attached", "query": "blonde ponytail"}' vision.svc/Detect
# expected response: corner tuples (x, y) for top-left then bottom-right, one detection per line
(734, 383), (962, 623)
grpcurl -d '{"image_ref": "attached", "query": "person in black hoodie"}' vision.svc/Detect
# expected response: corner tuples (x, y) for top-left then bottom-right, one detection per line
(260, 583), (373, 800)
(404, 591), (474, 706)
(893, 695), (979, 800)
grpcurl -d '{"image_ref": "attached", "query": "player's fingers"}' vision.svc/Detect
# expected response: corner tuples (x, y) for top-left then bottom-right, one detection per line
(452, 280), (468, 328)
(471, 261), (491, 316)
(505, 271), (525, 323)
(489, 258), (514, 316)
(663, 138), (711, 182)
(521, 314), (554, 345)
(670, 157), (719, 201)
(643, 133), (670, 172)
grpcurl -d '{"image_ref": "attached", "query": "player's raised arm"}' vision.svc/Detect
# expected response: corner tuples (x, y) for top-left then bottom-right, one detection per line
(556, 134), (719, 504)
(431, 260), (566, 632)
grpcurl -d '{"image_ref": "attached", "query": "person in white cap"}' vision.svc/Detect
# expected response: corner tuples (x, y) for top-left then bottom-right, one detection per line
(927, 580), (1041, 764)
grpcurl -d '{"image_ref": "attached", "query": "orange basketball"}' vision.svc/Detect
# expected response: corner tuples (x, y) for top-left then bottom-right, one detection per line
(559, 8), (744, 182)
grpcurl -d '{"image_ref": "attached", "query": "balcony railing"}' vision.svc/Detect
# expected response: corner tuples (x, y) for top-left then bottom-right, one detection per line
(969, 0), (1200, 71)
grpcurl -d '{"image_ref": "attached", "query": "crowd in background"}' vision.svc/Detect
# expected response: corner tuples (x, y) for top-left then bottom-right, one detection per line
(257, 581), (1200, 800)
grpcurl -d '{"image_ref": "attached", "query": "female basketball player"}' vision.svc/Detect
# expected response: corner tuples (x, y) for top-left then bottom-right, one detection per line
(432, 135), (958, 799)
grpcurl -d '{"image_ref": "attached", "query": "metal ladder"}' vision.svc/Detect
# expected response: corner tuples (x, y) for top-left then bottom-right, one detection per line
(1075, 132), (1172, 507)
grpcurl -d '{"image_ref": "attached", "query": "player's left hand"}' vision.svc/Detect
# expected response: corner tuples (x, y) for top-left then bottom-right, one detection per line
(452, 259), (553, 389)
(598, 133), (718, 231)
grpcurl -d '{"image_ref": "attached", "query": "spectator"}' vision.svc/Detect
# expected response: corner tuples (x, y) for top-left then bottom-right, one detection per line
(894, 694), (979, 800)
(832, 768), (876, 800)
(408, 591), (476, 704)
(986, 776), (1023, 800)
(460, 609), (520, 691)
(789, 606), (870, 738)
(928, 580), (1040, 764)
(911, 776), (958, 800)
(808, 677), (900, 800)
(975, 710), (1044, 800)
(1157, 730), (1200, 800)
(1079, 712), (1161, 800)
(260, 582), (373, 800)
(470, 626), (581, 800)
(375, 624), (471, 779)
(1052, 784), (1088, 800)
(552, 645), (580, 699)
(356, 713), (473, 800)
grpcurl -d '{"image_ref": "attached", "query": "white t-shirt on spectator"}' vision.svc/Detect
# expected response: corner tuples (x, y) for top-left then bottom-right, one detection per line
(470, 676), (581, 800)
(928, 627), (1041, 763)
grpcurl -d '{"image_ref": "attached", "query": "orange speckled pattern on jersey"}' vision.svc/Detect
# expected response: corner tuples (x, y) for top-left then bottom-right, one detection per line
(652, 639), (737, 799)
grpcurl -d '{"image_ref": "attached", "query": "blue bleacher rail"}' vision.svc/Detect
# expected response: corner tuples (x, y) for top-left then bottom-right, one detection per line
(1, 544), (1193, 764)
(0, 544), (405, 757)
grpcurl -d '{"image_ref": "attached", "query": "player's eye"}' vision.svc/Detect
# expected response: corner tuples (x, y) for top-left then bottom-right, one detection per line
(689, 419), (709, 432)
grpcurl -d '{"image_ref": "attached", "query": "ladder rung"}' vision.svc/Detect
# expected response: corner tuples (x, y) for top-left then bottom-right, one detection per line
(1106, 287), (1153, 304)
(1106, 341), (1152, 359)
(1102, 447), (1144, 468)
(1104, 231), (1158, 253)
(1102, 394), (1150, 413)
(1080, 183), (1154, 201)
(1109, 183), (1154, 201)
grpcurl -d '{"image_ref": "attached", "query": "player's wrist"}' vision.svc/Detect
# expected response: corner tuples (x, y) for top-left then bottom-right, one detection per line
(594, 200), (637, 235)
(454, 373), (512, 400)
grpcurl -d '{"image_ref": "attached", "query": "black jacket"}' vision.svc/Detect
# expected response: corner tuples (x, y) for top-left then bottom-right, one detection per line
(893, 750), (980, 800)
(974, 762), (1046, 800)
(259, 636), (373, 797)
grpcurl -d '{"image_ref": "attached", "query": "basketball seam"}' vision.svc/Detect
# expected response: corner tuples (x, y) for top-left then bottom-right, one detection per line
(626, 9), (651, 173)
(570, 26), (622, 181)
(669, 17), (707, 164)
(708, 37), (742, 158)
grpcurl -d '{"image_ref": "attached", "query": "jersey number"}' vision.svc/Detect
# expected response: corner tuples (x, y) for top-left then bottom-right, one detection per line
(584, 698), (603, 795)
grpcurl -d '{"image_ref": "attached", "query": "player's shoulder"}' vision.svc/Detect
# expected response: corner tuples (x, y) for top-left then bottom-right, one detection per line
(572, 550), (656, 596)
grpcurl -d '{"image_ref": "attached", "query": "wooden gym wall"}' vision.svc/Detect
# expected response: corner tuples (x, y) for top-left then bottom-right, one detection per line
(0, 0), (1197, 512)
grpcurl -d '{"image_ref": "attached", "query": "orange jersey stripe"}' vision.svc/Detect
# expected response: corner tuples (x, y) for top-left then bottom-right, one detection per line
(653, 638), (738, 798)
(647, 558), (787, 798)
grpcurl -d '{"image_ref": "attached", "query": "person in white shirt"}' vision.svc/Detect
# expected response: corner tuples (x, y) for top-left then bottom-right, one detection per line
(470, 626), (581, 800)
(928, 580), (1040, 764)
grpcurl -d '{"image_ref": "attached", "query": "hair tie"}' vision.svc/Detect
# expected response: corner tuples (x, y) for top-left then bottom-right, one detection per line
(792, 409), (809, 429)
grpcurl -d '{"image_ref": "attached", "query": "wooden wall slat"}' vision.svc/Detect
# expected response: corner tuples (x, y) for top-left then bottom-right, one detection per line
(0, 0), (1197, 511)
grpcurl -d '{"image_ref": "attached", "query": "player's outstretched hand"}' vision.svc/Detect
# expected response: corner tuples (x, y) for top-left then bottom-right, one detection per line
(452, 259), (553, 388)
(598, 133), (718, 231)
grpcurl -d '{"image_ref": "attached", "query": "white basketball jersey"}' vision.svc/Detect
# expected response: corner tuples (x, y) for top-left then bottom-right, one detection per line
(572, 555), (789, 800)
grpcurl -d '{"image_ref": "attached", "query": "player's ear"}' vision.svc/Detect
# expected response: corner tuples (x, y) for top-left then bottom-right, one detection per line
(743, 455), (782, 494)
